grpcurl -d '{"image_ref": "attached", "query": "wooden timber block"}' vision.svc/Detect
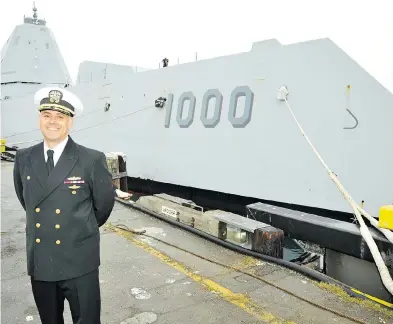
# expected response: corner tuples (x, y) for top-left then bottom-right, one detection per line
(252, 226), (284, 258)
(118, 154), (128, 192)
(105, 152), (120, 188)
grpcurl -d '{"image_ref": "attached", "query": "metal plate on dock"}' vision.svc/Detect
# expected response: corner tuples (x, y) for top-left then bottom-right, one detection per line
(213, 211), (270, 233)
(154, 193), (195, 206)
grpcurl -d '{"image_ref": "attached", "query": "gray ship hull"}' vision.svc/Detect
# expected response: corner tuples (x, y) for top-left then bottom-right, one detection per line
(2, 37), (393, 217)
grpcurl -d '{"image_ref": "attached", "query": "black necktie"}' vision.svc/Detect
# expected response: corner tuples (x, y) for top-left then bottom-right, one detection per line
(46, 149), (55, 175)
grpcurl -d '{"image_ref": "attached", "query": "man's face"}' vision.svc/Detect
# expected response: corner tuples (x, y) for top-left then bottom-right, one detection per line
(39, 110), (73, 143)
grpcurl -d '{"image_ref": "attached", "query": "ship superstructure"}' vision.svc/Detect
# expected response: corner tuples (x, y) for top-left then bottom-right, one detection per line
(1, 4), (393, 218)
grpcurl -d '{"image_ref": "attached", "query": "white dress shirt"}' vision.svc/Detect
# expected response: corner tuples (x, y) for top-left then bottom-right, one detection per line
(44, 136), (69, 167)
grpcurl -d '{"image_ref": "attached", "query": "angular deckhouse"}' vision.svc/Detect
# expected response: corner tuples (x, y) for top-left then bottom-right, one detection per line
(2, 5), (392, 217)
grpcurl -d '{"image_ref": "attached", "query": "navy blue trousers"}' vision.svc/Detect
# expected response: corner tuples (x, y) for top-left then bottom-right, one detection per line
(30, 269), (101, 324)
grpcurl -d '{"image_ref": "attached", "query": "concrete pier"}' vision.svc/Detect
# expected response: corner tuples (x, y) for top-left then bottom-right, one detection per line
(2, 161), (392, 323)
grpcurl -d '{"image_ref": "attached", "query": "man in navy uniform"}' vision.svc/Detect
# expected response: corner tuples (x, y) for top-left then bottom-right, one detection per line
(13, 86), (115, 324)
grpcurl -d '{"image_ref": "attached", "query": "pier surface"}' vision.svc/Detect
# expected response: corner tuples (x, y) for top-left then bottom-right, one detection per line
(1, 161), (392, 324)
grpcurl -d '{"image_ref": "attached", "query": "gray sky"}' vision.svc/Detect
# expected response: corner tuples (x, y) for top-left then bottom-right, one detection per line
(1, 0), (392, 93)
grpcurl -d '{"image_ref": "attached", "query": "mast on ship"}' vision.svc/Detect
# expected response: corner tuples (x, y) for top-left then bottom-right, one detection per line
(23, 2), (46, 25)
(1, 1), (72, 102)
(32, 2), (38, 23)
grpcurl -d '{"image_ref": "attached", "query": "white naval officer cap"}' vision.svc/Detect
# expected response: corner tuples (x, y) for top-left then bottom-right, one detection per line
(34, 86), (83, 117)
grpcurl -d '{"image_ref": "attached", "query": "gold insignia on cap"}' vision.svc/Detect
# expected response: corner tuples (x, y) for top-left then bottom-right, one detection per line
(49, 90), (63, 104)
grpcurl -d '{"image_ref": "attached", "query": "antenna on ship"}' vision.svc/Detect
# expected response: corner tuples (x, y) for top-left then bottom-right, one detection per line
(32, 2), (38, 23)
(24, 2), (46, 25)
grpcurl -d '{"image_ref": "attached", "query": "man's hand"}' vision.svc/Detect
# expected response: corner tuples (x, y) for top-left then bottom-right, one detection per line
(115, 189), (132, 200)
